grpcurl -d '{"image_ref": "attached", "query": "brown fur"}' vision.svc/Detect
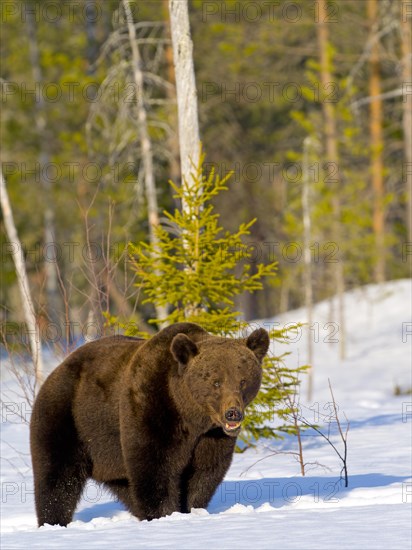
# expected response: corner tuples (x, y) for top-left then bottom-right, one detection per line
(30, 322), (269, 526)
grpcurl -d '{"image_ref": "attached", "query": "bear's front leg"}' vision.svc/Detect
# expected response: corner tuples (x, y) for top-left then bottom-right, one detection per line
(122, 436), (182, 520)
(120, 397), (183, 521)
(181, 427), (236, 512)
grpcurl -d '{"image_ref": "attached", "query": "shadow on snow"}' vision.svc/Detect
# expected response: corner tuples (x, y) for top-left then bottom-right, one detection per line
(75, 473), (408, 522)
(208, 473), (408, 513)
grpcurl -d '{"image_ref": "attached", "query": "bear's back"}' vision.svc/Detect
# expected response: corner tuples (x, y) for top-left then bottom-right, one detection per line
(62, 334), (145, 378)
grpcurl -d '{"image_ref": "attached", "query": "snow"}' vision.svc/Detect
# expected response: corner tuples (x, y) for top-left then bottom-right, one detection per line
(1, 279), (411, 549)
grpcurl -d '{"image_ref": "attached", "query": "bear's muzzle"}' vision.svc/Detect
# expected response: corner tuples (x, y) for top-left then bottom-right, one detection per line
(223, 407), (243, 436)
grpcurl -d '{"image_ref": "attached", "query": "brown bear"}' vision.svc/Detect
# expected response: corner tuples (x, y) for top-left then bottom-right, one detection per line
(30, 322), (269, 526)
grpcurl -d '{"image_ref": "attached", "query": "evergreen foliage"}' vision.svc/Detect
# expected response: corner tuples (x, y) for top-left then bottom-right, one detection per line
(2, 0), (408, 346)
(129, 153), (308, 446)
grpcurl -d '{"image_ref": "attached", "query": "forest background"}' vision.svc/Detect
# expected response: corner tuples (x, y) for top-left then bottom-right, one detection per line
(1, 0), (411, 344)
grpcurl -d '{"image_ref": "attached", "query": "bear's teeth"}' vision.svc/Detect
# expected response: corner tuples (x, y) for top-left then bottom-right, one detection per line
(225, 422), (240, 430)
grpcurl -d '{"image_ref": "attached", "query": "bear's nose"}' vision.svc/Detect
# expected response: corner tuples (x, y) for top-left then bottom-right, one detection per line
(225, 408), (243, 422)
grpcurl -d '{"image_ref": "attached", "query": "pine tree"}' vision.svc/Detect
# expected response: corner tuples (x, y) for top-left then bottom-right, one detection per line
(129, 152), (308, 446)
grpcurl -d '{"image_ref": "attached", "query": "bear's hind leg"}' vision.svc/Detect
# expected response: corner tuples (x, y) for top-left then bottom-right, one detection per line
(34, 458), (89, 527)
(31, 381), (91, 527)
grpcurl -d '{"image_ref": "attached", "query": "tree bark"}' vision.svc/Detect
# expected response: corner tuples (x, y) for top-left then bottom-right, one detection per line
(368, 0), (385, 283)
(401, 7), (412, 244)
(303, 137), (314, 400)
(162, 0), (181, 190)
(317, 0), (346, 359)
(25, 4), (61, 328)
(168, 0), (202, 320)
(123, 0), (168, 324)
(168, 0), (200, 205)
(1, 169), (44, 391)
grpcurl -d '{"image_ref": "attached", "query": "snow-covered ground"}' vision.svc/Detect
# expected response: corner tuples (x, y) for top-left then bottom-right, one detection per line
(1, 279), (411, 549)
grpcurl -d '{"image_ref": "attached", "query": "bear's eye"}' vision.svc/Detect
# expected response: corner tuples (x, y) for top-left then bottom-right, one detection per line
(213, 381), (221, 388)
(240, 379), (246, 389)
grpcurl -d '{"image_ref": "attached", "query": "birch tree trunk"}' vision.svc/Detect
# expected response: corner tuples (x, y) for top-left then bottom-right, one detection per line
(1, 169), (44, 391)
(317, 0), (346, 360)
(302, 137), (314, 400)
(162, 0), (181, 189)
(168, 0), (202, 320)
(123, 0), (168, 324)
(401, 8), (412, 243)
(25, 5), (61, 328)
(168, 0), (200, 204)
(368, 0), (385, 283)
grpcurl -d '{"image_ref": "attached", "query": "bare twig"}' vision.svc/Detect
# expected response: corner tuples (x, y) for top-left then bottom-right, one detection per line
(328, 379), (349, 487)
(240, 375), (349, 487)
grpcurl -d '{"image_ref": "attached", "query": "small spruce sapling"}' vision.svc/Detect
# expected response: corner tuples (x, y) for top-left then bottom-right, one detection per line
(129, 153), (308, 445)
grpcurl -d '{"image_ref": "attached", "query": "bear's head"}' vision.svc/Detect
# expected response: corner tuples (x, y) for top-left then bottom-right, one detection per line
(170, 328), (270, 436)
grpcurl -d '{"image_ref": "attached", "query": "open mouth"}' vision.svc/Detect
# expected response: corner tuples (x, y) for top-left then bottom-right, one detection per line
(223, 421), (242, 435)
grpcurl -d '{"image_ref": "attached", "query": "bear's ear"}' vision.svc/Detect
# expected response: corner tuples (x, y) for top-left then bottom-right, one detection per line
(246, 328), (270, 363)
(171, 333), (199, 373)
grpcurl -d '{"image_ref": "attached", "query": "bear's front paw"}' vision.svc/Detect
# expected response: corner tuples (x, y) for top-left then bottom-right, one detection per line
(139, 500), (178, 521)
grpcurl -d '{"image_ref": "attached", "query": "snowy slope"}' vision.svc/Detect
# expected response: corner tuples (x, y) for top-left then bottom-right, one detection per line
(1, 279), (411, 549)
